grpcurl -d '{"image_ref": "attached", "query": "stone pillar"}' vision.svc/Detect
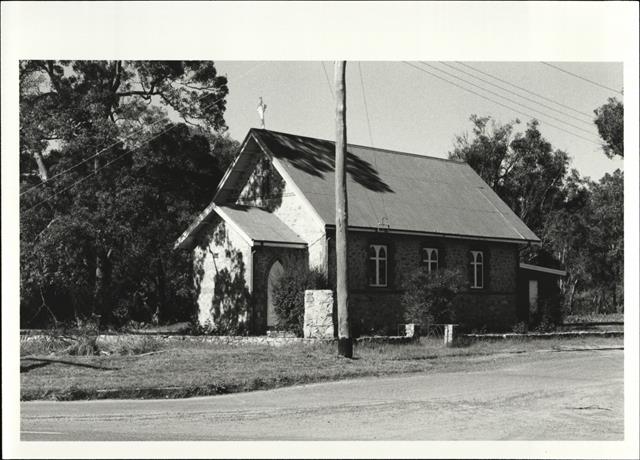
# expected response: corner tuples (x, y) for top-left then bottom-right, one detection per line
(444, 324), (455, 347)
(404, 323), (418, 339)
(303, 290), (334, 339)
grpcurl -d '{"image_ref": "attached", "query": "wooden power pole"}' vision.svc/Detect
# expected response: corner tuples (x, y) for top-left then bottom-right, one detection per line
(334, 61), (353, 358)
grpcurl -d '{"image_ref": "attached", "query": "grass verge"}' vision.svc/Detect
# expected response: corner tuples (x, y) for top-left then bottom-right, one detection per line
(20, 336), (623, 401)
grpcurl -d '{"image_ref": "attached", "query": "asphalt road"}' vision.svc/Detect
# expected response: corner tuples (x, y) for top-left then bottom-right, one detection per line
(21, 349), (623, 441)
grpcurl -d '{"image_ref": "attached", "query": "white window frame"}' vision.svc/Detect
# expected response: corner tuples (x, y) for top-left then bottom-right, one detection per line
(470, 250), (484, 289)
(369, 244), (388, 287)
(422, 247), (439, 273)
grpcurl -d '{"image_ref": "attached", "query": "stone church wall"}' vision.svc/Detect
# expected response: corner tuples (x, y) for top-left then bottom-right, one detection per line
(236, 153), (327, 270)
(192, 216), (252, 332)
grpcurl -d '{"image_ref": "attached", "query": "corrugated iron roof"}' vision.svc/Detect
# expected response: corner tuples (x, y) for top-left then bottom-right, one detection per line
(216, 204), (306, 245)
(253, 129), (540, 243)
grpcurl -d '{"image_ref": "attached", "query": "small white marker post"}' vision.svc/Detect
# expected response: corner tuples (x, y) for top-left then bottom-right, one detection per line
(444, 324), (455, 347)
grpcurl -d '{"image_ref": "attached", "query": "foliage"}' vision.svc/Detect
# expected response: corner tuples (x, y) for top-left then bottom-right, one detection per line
(594, 97), (623, 158)
(451, 115), (624, 318)
(449, 116), (569, 237)
(542, 169), (623, 315)
(19, 60), (239, 328)
(272, 267), (328, 337)
(512, 321), (528, 334)
(401, 268), (466, 327)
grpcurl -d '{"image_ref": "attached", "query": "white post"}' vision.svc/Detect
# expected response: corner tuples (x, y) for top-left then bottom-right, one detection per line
(444, 324), (455, 347)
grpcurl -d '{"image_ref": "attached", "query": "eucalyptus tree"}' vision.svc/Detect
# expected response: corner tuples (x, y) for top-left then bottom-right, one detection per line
(20, 60), (238, 327)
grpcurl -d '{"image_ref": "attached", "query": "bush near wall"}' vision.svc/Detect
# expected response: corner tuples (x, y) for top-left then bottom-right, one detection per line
(402, 267), (466, 329)
(272, 267), (328, 337)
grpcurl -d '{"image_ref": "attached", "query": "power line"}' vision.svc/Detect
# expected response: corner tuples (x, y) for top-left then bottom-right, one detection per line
(22, 100), (222, 214)
(320, 61), (335, 99)
(403, 62), (601, 147)
(438, 61), (594, 126)
(541, 62), (623, 95)
(456, 62), (594, 118)
(419, 62), (596, 136)
(21, 63), (264, 197)
(358, 62), (374, 147)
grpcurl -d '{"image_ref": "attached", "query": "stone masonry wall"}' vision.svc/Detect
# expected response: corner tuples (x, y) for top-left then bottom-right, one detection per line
(193, 216), (252, 331)
(303, 290), (335, 338)
(235, 152), (327, 270)
(327, 231), (520, 333)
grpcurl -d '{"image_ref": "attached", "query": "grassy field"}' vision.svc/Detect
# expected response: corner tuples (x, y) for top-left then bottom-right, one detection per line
(20, 335), (623, 401)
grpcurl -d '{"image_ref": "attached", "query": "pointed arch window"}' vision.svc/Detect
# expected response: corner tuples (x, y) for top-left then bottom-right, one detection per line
(422, 248), (439, 273)
(470, 250), (484, 289)
(368, 244), (388, 287)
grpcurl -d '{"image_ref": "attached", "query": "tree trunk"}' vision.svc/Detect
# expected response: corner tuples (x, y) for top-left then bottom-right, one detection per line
(566, 278), (577, 315)
(334, 61), (352, 358)
(93, 249), (112, 320)
(33, 150), (49, 181)
(155, 258), (166, 325)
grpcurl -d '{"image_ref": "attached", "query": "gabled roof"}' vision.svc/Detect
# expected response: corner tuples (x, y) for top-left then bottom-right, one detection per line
(217, 205), (306, 247)
(178, 128), (541, 248)
(250, 129), (540, 244)
(175, 203), (306, 249)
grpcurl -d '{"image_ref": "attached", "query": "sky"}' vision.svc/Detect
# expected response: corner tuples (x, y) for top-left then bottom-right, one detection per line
(212, 61), (623, 181)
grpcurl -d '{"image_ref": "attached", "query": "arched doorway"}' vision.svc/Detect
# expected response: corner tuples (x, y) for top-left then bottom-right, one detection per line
(266, 260), (284, 329)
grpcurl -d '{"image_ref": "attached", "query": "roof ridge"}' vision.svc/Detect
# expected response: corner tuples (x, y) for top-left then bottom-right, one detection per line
(250, 128), (466, 165)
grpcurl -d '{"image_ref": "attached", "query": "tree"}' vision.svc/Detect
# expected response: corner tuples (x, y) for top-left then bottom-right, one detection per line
(594, 98), (623, 158)
(541, 170), (594, 313)
(589, 169), (624, 312)
(449, 116), (569, 238)
(19, 60), (236, 327)
(544, 169), (624, 314)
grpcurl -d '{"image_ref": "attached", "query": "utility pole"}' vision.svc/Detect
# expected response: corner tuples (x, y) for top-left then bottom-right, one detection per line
(334, 61), (353, 358)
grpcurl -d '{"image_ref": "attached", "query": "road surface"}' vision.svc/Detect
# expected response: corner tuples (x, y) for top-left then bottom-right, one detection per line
(21, 349), (623, 441)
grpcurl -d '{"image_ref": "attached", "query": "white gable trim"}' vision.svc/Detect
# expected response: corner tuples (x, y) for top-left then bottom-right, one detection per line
(212, 135), (253, 203)
(250, 132), (327, 229)
(174, 201), (217, 249)
(519, 263), (567, 277)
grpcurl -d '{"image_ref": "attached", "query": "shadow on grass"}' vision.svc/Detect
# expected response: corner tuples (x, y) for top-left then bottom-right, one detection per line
(21, 357), (120, 371)
(20, 361), (52, 373)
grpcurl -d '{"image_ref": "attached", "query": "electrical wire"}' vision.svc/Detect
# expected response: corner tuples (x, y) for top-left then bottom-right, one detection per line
(541, 62), (623, 95)
(403, 62), (601, 147)
(455, 61), (594, 118)
(21, 63), (265, 197)
(358, 62), (375, 147)
(22, 100), (221, 214)
(419, 62), (596, 136)
(320, 61), (335, 100)
(438, 62), (594, 125)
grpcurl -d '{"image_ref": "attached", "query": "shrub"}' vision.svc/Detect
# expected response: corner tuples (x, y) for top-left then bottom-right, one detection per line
(402, 267), (465, 329)
(272, 267), (328, 337)
(512, 321), (528, 334)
